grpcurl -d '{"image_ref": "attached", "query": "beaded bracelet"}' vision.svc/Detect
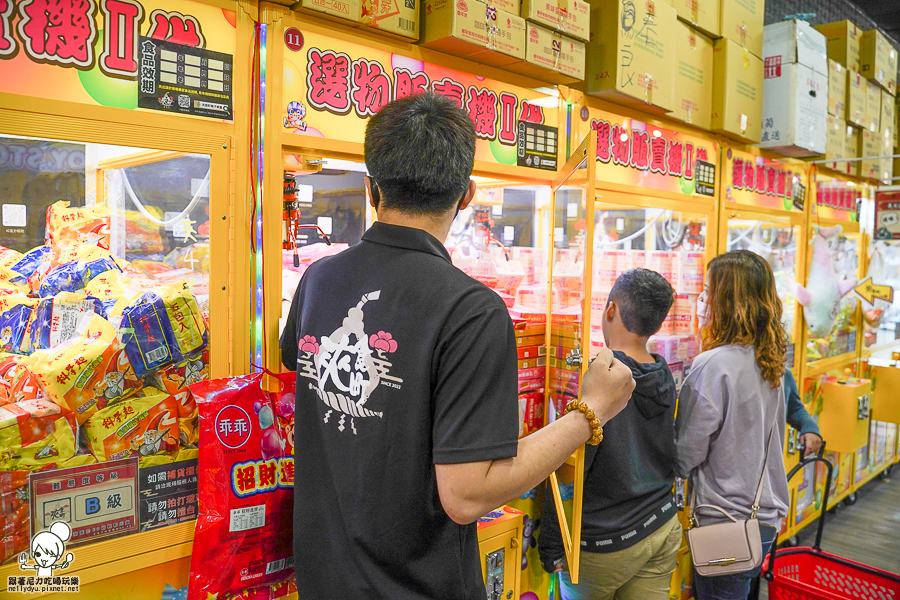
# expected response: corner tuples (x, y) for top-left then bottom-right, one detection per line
(564, 400), (604, 445)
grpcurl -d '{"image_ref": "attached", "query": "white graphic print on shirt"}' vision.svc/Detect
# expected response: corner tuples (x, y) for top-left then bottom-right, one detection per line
(296, 291), (403, 434)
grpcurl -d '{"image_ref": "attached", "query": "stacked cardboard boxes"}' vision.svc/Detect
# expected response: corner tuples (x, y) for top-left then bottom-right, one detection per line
(420, 0), (527, 66)
(759, 20), (828, 156)
(512, 0), (588, 82)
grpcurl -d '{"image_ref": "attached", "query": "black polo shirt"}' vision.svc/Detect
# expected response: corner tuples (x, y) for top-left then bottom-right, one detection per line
(281, 221), (519, 600)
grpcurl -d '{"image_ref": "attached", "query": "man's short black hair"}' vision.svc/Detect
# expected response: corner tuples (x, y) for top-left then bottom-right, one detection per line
(608, 268), (675, 337)
(364, 93), (476, 217)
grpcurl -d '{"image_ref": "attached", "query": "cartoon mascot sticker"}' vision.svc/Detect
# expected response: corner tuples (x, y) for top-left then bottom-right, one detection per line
(19, 522), (74, 577)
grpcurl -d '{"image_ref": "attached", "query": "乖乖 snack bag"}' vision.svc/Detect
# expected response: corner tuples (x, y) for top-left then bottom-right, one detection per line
(0, 398), (77, 471)
(45, 201), (111, 250)
(83, 387), (178, 462)
(25, 317), (141, 423)
(188, 374), (294, 600)
(121, 282), (208, 377)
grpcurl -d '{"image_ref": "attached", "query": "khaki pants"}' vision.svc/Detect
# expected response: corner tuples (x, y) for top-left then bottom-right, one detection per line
(560, 516), (683, 600)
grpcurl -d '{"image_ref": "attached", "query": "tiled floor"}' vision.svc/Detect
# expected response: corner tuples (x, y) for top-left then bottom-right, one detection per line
(758, 466), (900, 599)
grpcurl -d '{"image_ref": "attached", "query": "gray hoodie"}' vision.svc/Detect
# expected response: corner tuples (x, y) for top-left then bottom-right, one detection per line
(674, 344), (789, 527)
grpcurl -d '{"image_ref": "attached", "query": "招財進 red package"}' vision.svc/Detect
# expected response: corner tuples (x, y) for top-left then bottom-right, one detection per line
(188, 373), (294, 600)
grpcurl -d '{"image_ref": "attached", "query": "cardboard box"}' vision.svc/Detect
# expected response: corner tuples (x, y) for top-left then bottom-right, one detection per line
(879, 128), (894, 184)
(298, 0), (420, 40)
(762, 20), (828, 76)
(825, 115), (848, 173)
(475, 0), (517, 15)
(814, 20), (861, 73)
(846, 124), (860, 176)
(859, 127), (882, 180)
(298, 0), (360, 25)
(719, 0), (764, 58)
(760, 62), (827, 156)
(712, 37), (763, 143)
(361, 0), (420, 39)
(860, 29), (898, 95)
(846, 69), (866, 127)
(882, 89), (897, 147)
(672, 20), (713, 129)
(520, 0), (590, 42)
(421, 0), (526, 65)
(828, 60), (846, 119)
(582, 0), (676, 113)
(673, 0), (719, 38)
(866, 79), (881, 133)
(508, 23), (585, 83)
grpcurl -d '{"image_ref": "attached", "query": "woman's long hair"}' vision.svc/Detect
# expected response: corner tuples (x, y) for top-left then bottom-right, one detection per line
(702, 250), (787, 387)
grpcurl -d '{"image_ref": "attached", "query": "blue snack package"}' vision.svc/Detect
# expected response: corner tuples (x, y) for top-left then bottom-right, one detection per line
(39, 257), (121, 298)
(24, 293), (104, 353)
(120, 284), (207, 378)
(10, 246), (51, 279)
(0, 300), (35, 354)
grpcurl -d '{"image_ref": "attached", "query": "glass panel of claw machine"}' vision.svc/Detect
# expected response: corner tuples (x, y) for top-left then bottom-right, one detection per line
(806, 228), (861, 363)
(279, 156), (369, 346)
(0, 135), (215, 562)
(726, 218), (801, 369)
(863, 240), (900, 350)
(546, 132), (597, 585)
(591, 204), (708, 391)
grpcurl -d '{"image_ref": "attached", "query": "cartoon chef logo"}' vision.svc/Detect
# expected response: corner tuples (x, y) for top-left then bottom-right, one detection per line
(19, 522), (74, 577)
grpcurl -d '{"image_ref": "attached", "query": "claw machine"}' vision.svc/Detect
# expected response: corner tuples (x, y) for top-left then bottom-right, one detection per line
(795, 169), (872, 532)
(716, 146), (811, 542)
(259, 4), (588, 597)
(563, 88), (720, 600)
(865, 192), (900, 475)
(0, 1), (254, 598)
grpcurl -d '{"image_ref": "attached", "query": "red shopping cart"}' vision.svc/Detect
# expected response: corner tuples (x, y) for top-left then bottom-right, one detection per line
(762, 456), (900, 600)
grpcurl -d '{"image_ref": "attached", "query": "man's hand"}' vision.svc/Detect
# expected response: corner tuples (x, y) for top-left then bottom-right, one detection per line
(800, 432), (823, 457)
(580, 348), (635, 427)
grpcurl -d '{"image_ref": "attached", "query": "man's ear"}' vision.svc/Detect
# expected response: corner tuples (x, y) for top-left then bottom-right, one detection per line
(458, 179), (477, 211)
(605, 301), (617, 321)
(364, 176), (377, 209)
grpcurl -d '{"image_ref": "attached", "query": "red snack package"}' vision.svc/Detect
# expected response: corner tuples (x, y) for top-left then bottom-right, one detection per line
(188, 374), (294, 600)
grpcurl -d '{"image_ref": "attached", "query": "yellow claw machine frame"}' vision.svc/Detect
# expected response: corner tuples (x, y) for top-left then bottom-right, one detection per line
(0, 1), (255, 597)
(790, 167), (873, 540)
(259, 4), (598, 598)
(713, 145), (811, 544)
(563, 89), (721, 600)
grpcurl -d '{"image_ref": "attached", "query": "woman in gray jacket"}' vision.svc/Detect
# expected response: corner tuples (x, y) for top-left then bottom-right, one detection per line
(675, 250), (790, 600)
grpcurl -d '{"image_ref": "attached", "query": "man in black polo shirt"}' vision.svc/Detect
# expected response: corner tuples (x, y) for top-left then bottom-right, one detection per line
(280, 93), (635, 600)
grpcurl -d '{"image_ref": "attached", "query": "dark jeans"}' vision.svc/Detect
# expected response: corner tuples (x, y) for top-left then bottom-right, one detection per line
(692, 524), (778, 600)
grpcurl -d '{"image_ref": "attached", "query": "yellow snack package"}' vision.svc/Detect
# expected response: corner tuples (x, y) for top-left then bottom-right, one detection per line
(45, 201), (111, 250)
(164, 242), (210, 273)
(0, 245), (23, 271)
(0, 353), (25, 404)
(84, 270), (156, 301)
(0, 399), (77, 471)
(83, 387), (179, 462)
(25, 317), (142, 424)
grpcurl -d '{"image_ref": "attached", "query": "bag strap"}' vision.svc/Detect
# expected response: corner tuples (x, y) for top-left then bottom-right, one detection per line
(690, 377), (784, 523)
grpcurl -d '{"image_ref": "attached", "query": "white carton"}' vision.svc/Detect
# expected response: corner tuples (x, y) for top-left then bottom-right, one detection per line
(762, 20), (828, 76)
(760, 62), (827, 157)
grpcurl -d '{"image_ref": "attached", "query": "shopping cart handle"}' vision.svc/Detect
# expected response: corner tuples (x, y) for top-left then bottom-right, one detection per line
(763, 455), (834, 580)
